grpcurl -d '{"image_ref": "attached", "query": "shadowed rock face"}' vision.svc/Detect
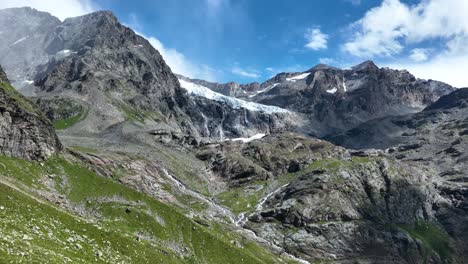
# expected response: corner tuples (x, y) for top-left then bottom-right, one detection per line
(198, 132), (466, 263)
(322, 88), (468, 262)
(0, 65), (61, 160)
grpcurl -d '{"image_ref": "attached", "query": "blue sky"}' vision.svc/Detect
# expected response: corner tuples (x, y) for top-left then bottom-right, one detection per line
(1, 0), (467, 86)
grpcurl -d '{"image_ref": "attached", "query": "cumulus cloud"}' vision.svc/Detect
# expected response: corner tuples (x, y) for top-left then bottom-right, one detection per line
(304, 27), (328, 50)
(319, 58), (336, 65)
(344, 0), (468, 87)
(388, 53), (468, 88)
(343, 0), (468, 57)
(0, 0), (96, 20)
(231, 67), (260, 78)
(409, 48), (430, 62)
(141, 34), (217, 81)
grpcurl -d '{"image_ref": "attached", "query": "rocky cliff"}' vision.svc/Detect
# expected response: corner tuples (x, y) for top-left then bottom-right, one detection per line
(0, 65), (61, 160)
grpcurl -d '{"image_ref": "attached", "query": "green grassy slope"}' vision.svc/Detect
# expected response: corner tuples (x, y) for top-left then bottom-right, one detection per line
(0, 155), (289, 264)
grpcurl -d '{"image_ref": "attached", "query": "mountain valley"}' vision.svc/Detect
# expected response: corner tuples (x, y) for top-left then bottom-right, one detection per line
(0, 6), (467, 264)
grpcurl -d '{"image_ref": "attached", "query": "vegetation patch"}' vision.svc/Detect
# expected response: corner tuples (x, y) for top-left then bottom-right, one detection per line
(53, 110), (88, 130)
(0, 154), (286, 263)
(117, 102), (163, 124)
(0, 82), (39, 114)
(398, 221), (454, 263)
(216, 184), (265, 214)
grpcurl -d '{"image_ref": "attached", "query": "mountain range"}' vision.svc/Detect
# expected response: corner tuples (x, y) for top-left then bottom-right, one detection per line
(0, 7), (467, 264)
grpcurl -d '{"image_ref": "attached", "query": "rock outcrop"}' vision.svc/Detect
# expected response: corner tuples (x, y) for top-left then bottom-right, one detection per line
(0, 65), (61, 160)
(199, 132), (464, 263)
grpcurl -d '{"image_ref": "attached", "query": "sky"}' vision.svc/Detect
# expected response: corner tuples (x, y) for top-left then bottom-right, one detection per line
(1, 0), (468, 87)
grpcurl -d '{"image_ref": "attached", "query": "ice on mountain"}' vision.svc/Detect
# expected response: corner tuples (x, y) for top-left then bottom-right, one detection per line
(326, 87), (337, 94)
(179, 79), (289, 114)
(12, 37), (28, 45)
(286, 73), (310, 82)
(230, 133), (266, 143)
(249, 83), (279, 97)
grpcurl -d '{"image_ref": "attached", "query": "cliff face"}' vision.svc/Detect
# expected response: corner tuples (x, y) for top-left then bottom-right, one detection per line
(0, 65), (61, 160)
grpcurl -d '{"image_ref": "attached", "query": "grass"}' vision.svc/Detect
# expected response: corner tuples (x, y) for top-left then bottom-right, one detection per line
(0, 155), (47, 190)
(216, 184), (265, 214)
(117, 102), (163, 124)
(53, 110), (88, 130)
(0, 154), (288, 263)
(0, 81), (40, 114)
(398, 221), (454, 263)
(0, 182), (181, 263)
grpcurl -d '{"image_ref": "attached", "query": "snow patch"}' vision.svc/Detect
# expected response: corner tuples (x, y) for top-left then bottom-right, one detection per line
(342, 78), (347, 92)
(12, 37), (27, 45)
(56, 50), (76, 58)
(249, 83), (279, 97)
(23, 80), (34, 85)
(57, 49), (71, 55)
(179, 79), (289, 114)
(231, 133), (266, 143)
(286, 73), (310, 82)
(326, 87), (337, 94)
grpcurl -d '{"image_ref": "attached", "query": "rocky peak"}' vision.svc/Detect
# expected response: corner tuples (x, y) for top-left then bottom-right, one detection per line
(307, 63), (339, 72)
(63, 10), (117, 24)
(352, 60), (379, 71)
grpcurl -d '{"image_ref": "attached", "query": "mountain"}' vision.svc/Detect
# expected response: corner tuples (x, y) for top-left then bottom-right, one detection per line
(0, 7), (61, 95)
(0, 7), (295, 144)
(328, 88), (468, 182)
(0, 65), (290, 263)
(1, 6), (468, 264)
(181, 61), (455, 137)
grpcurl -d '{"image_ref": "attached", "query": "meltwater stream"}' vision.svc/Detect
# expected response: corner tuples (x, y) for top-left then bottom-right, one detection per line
(162, 168), (310, 264)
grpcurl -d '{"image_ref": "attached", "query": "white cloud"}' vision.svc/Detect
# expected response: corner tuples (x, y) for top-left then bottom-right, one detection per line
(409, 48), (430, 62)
(142, 34), (217, 81)
(343, 0), (468, 57)
(388, 34), (468, 87)
(319, 58), (336, 65)
(0, 0), (96, 21)
(304, 27), (328, 50)
(388, 53), (468, 88)
(231, 67), (260, 78)
(344, 0), (468, 87)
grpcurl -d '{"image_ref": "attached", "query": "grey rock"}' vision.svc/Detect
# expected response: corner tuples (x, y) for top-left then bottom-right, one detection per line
(0, 65), (61, 160)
